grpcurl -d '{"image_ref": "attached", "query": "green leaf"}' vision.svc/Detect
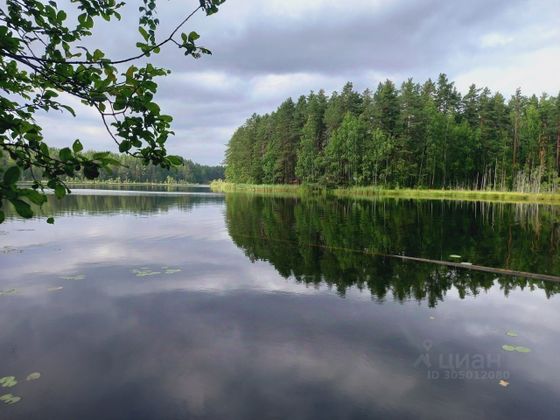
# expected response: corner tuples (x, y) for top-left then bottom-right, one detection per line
(22, 189), (47, 205)
(93, 49), (104, 61)
(59, 148), (72, 161)
(83, 163), (99, 180)
(61, 105), (76, 117)
(72, 139), (83, 153)
(92, 152), (111, 160)
(57, 10), (67, 22)
(12, 199), (33, 219)
(54, 184), (66, 199)
(0, 377), (17, 388)
(125, 65), (137, 79)
(119, 140), (131, 153)
(138, 26), (149, 41)
(502, 344), (515, 352)
(3, 166), (20, 185)
(47, 217), (55, 224)
(0, 393), (21, 405)
(188, 31), (200, 42)
(167, 155), (183, 166)
(26, 372), (41, 381)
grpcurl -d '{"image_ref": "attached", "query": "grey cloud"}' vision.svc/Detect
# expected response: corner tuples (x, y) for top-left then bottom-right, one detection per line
(33, 0), (560, 164)
(176, 0), (528, 76)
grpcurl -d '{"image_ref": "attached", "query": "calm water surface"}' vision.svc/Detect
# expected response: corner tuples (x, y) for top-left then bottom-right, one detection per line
(1, 188), (559, 419)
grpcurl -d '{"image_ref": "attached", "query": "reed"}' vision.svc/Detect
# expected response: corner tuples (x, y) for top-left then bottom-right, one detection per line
(210, 181), (560, 205)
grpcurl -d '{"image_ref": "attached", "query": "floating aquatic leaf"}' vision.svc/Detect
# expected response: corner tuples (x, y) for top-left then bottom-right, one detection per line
(60, 274), (85, 281)
(26, 372), (41, 381)
(0, 393), (21, 405)
(132, 268), (161, 277)
(47, 286), (63, 292)
(499, 380), (509, 387)
(0, 289), (17, 296)
(502, 344), (531, 353)
(506, 331), (518, 337)
(0, 377), (17, 388)
(449, 254), (462, 259)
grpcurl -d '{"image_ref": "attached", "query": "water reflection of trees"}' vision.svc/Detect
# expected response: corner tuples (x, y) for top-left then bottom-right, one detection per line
(4, 193), (224, 218)
(225, 195), (560, 306)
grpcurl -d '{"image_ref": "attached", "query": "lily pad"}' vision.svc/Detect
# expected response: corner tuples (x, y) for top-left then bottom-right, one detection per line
(449, 254), (462, 259)
(47, 286), (63, 292)
(132, 268), (161, 277)
(502, 344), (531, 353)
(26, 372), (41, 381)
(60, 274), (85, 281)
(0, 393), (21, 405)
(506, 331), (518, 337)
(0, 377), (17, 388)
(0, 289), (17, 296)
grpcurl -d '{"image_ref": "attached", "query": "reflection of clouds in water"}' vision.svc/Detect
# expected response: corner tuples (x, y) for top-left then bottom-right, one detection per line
(3, 284), (558, 419)
(435, 287), (560, 396)
(0, 203), (227, 279)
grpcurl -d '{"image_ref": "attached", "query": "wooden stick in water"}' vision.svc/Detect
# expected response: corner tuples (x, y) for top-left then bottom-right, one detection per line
(234, 233), (560, 283)
(387, 254), (560, 283)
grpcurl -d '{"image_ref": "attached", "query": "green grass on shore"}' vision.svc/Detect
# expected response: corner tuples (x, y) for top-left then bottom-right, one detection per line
(210, 180), (560, 205)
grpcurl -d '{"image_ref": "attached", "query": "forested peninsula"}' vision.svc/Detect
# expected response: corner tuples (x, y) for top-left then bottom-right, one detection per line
(223, 74), (560, 193)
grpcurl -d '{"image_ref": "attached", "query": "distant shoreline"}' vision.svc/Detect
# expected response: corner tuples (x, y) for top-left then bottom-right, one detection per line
(210, 181), (560, 205)
(19, 180), (211, 188)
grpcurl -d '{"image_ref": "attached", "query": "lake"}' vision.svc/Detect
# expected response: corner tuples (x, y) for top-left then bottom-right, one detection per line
(1, 187), (559, 419)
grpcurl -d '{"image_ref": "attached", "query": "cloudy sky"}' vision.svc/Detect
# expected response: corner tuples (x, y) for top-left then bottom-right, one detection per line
(40, 0), (560, 165)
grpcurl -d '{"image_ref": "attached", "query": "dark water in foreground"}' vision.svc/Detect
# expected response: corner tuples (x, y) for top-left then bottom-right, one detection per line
(1, 188), (559, 419)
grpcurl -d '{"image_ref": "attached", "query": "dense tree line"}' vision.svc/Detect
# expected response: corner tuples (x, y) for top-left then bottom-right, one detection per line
(1, 150), (224, 185)
(225, 75), (560, 192)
